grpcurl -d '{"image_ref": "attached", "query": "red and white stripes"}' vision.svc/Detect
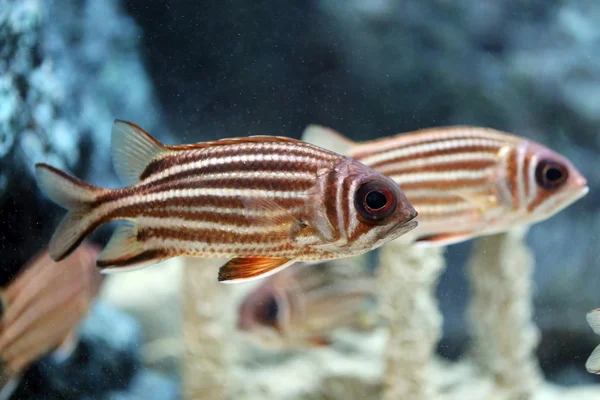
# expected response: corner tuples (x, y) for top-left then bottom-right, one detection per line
(336, 126), (587, 239)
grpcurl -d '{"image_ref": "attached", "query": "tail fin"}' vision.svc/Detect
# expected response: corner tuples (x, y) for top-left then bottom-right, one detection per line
(35, 164), (103, 261)
(301, 125), (356, 156)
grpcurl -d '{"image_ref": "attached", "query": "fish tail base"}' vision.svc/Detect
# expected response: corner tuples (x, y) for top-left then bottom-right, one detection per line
(35, 163), (104, 261)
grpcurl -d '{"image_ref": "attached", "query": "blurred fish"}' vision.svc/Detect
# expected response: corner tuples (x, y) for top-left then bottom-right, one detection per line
(35, 120), (418, 283)
(586, 309), (600, 374)
(302, 125), (589, 246)
(0, 243), (102, 375)
(237, 263), (378, 348)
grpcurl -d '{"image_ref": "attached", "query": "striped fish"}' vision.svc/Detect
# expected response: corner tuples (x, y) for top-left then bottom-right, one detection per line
(237, 263), (378, 348)
(302, 125), (589, 246)
(34, 120), (418, 283)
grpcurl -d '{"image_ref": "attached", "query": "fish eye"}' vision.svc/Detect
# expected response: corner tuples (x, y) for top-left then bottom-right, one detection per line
(354, 180), (397, 223)
(535, 159), (568, 190)
(257, 296), (279, 325)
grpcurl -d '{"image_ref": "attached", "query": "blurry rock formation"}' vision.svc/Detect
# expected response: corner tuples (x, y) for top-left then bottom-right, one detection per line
(0, 0), (166, 279)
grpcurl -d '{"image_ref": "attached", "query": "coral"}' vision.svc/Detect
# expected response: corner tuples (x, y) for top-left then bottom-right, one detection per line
(0, 0), (71, 196)
(181, 258), (230, 399)
(376, 242), (445, 400)
(466, 229), (543, 396)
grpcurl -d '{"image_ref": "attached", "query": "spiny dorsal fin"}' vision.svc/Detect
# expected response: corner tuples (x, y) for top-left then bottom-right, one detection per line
(111, 120), (167, 186)
(218, 257), (295, 284)
(301, 125), (356, 156)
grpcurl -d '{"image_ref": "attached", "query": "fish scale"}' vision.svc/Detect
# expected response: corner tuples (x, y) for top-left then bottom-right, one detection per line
(35, 120), (417, 283)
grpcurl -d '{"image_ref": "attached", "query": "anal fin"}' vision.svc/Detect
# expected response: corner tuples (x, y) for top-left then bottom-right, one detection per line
(96, 220), (164, 273)
(218, 257), (295, 284)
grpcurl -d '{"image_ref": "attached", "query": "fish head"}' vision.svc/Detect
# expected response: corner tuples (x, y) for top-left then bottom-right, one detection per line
(335, 159), (418, 253)
(237, 278), (286, 334)
(516, 140), (588, 225)
(236, 268), (306, 348)
(236, 262), (380, 349)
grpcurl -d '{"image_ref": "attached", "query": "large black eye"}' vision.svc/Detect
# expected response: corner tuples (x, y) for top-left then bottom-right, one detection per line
(354, 180), (398, 223)
(257, 296), (279, 325)
(535, 159), (568, 190)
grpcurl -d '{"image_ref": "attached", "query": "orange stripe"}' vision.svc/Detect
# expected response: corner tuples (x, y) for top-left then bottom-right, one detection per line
(137, 227), (296, 247)
(507, 148), (519, 209)
(351, 132), (506, 160)
(383, 159), (497, 174)
(363, 145), (501, 170)
(141, 142), (336, 180)
(100, 196), (304, 222)
(391, 177), (490, 191)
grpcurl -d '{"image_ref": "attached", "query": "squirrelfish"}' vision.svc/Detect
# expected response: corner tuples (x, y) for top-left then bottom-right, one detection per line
(585, 309), (600, 374)
(302, 125), (589, 246)
(35, 120), (418, 283)
(237, 263), (378, 348)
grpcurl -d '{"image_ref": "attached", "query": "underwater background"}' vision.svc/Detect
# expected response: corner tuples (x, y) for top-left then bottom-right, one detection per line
(1, 0), (600, 398)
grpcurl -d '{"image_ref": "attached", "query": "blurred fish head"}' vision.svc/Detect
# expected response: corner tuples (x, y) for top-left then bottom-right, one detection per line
(237, 279), (286, 334)
(308, 158), (418, 256)
(237, 263), (380, 349)
(496, 140), (589, 227)
(236, 272), (300, 348)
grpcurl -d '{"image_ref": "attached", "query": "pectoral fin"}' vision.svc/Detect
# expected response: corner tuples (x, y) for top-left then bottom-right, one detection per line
(218, 257), (295, 284)
(448, 190), (498, 216)
(414, 232), (475, 247)
(239, 197), (308, 243)
(310, 239), (348, 252)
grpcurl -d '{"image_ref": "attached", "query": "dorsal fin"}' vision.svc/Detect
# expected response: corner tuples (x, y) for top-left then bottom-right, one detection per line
(301, 125), (356, 156)
(111, 120), (167, 186)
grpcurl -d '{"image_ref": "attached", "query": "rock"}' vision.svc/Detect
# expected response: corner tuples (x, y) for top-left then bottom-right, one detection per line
(0, 0), (166, 277)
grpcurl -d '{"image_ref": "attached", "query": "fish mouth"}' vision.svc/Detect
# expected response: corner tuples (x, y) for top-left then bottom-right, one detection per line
(579, 185), (590, 199)
(402, 208), (418, 227)
(390, 213), (419, 238)
(399, 219), (418, 232)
